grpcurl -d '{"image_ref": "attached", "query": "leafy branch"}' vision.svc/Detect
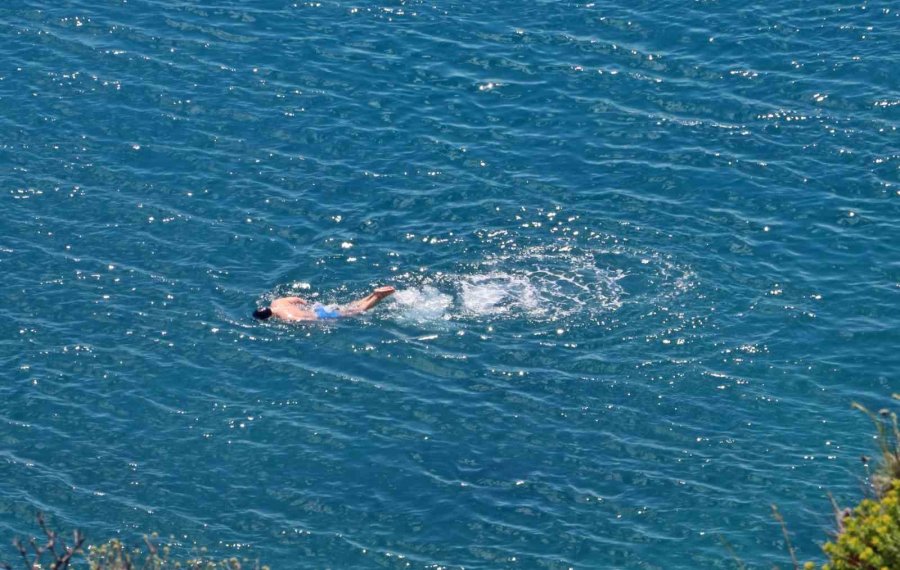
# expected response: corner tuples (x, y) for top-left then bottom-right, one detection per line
(1, 512), (85, 570)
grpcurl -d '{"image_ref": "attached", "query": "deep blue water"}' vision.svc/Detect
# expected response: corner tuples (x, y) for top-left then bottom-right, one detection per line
(1, 1), (898, 568)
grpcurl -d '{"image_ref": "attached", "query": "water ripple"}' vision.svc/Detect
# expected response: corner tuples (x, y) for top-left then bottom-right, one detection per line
(1, 0), (898, 568)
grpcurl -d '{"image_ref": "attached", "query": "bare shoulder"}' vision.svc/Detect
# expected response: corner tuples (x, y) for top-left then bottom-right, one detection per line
(270, 298), (317, 321)
(273, 296), (307, 307)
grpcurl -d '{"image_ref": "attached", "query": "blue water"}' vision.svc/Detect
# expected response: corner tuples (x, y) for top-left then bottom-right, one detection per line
(1, 1), (897, 568)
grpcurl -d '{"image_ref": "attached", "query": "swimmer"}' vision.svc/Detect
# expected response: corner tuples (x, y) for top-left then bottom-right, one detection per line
(253, 286), (395, 322)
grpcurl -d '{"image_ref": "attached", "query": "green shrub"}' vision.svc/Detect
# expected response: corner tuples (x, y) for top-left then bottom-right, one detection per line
(88, 535), (268, 570)
(806, 479), (900, 570)
(1, 516), (268, 570)
(803, 394), (900, 570)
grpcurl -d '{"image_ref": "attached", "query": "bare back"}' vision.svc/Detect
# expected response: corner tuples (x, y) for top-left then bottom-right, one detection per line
(269, 297), (318, 322)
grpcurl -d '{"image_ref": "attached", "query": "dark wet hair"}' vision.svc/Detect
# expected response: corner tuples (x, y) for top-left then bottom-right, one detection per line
(253, 307), (273, 320)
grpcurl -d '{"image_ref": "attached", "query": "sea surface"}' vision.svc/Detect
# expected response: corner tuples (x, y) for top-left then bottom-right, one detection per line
(1, 1), (898, 568)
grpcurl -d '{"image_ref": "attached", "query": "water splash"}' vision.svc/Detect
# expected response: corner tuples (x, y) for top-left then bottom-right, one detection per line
(391, 285), (454, 324)
(385, 230), (697, 327)
(459, 272), (541, 317)
(387, 245), (639, 324)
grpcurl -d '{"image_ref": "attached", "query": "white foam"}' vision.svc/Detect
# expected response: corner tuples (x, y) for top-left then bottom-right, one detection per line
(387, 238), (691, 326)
(391, 285), (453, 323)
(390, 264), (622, 325)
(459, 273), (542, 316)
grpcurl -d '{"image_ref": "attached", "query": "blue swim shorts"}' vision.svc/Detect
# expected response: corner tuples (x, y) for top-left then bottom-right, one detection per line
(313, 303), (342, 320)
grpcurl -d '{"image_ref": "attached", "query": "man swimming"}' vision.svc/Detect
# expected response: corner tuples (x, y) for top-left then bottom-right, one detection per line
(253, 286), (395, 322)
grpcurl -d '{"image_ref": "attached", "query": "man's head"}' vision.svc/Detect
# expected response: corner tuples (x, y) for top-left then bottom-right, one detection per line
(253, 307), (273, 320)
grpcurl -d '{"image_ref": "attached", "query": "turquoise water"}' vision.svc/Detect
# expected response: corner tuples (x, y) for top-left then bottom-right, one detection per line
(1, 1), (898, 568)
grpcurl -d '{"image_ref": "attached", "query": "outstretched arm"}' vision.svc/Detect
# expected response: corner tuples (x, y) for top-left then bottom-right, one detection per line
(341, 286), (395, 315)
